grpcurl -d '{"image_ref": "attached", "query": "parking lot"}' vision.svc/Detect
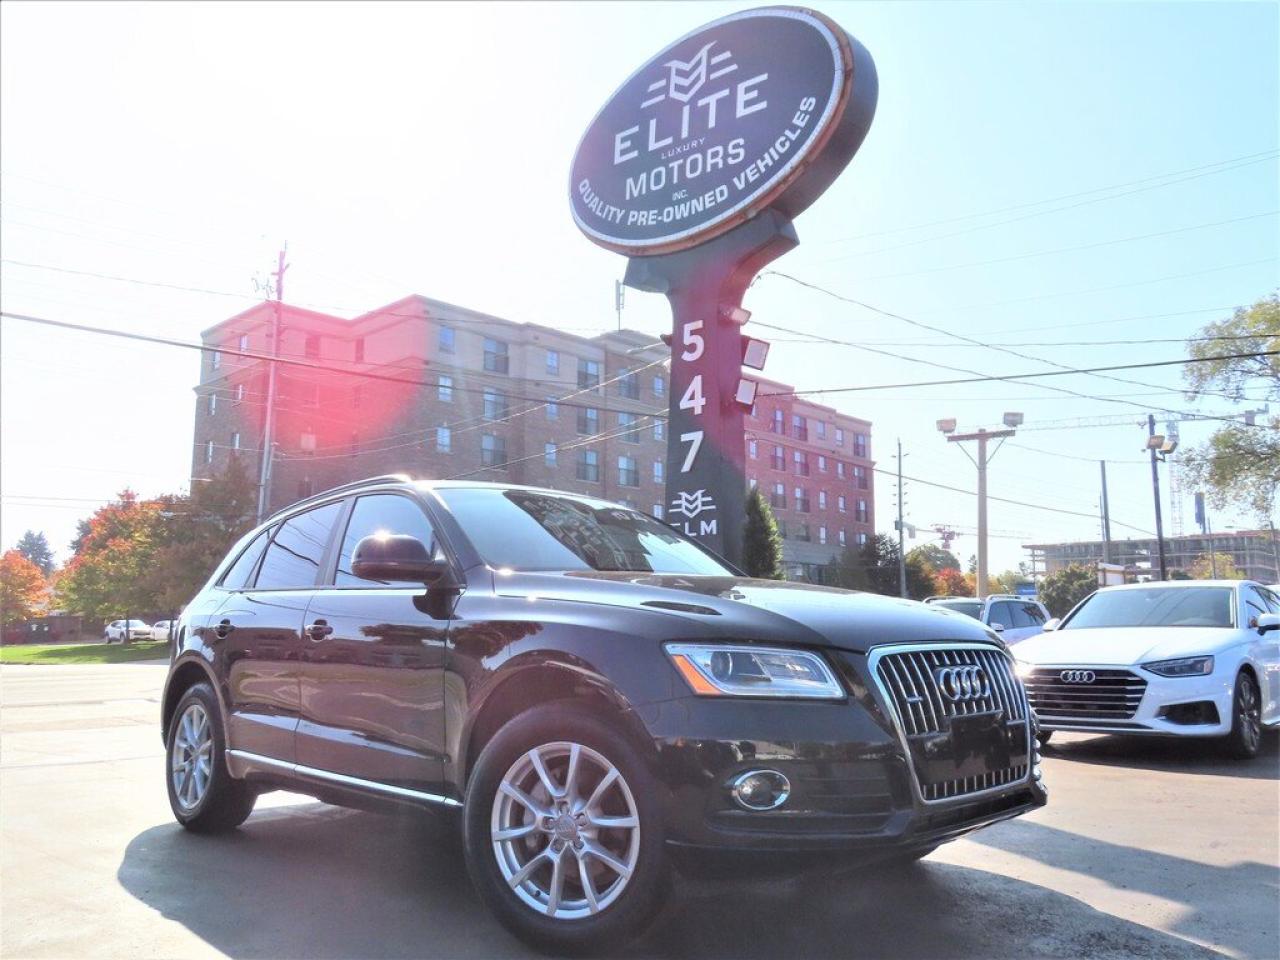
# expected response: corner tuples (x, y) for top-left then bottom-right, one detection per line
(2, 662), (1276, 960)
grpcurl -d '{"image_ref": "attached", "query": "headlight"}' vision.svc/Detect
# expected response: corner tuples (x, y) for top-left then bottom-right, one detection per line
(665, 643), (843, 699)
(1142, 655), (1214, 677)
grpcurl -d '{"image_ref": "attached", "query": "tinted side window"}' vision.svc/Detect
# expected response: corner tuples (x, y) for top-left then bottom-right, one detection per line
(1014, 603), (1045, 627)
(254, 502), (342, 589)
(988, 602), (1015, 628)
(219, 528), (272, 589)
(1259, 587), (1280, 613)
(335, 494), (438, 586)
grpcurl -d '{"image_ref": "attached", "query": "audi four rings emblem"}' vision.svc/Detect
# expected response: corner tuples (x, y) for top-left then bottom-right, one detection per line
(1060, 670), (1097, 684)
(935, 665), (990, 702)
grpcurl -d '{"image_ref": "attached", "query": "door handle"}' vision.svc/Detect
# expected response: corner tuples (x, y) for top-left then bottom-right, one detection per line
(213, 619), (234, 640)
(306, 620), (333, 641)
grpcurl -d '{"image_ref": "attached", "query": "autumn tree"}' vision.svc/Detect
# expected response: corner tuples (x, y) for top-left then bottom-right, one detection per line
(933, 567), (972, 597)
(906, 543), (961, 576)
(14, 531), (54, 576)
(1181, 294), (1280, 518)
(0, 551), (49, 626)
(55, 490), (165, 626)
(741, 486), (784, 580)
(1186, 552), (1245, 580)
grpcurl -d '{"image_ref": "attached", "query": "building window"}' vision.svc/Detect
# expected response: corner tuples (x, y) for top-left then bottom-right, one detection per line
(748, 475), (757, 489)
(481, 433), (507, 467)
(836, 428), (845, 446)
(208, 393), (217, 416)
(438, 375), (453, 402)
(857, 532), (869, 547)
(438, 327), (455, 354)
(545, 442), (557, 467)
(300, 432), (316, 455)
(794, 450), (809, 477)
(838, 495), (847, 513)
(653, 460), (664, 483)
(652, 504), (664, 519)
(854, 433), (869, 459)
(234, 384), (244, 404)
(546, 398), (559, 420)
(352, 385), (362, 409)
(297, 478), (313, 500)
(577, 407), (599, 436)
(749, 439), (758, 459)
(238, 333), (249, 353)
(771, 409), (784, 434)
(770, 482), (786, 510)
(837, 461), (846, 479)
(354, 337), (365, 363)
(792, 414), (808, 441)
(205, 440), (214, 463)
(231, 432), (240, 451)
(856, 498), (868, 523)
(483, 338), (509, 374)
(654, 375), (665, 398)
(618, 369), (640, 399)
(819, 526), (827, 545)
(653, 421), (664, 441)
(436, 427), (452, 452)
(578, 358), (601, 389)
(794, 487), (810, 513)
(618, 455), (639, 487)
(818, 490), (827, 510)
(815, 421), (826, 439)
(796, 523), (811, 542)
(546, 349), (560, 375)
(577, 450), (599, 482)
(305, 335), (320, 360)
(618, 411), (640, 442)
(839, 529), (847, 546)
(483, 389), (508, 420)
(210, 349), (221, 371)
(348, 432), (358, 457)
(771, 445), (785, 471)
(818, 455), (827, 473)
(854, 465), (868, 490)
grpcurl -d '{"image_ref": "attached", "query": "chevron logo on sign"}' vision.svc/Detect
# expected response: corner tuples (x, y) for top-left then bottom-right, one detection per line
(670, 489), (717, 519)
(641, 42), (738, 108)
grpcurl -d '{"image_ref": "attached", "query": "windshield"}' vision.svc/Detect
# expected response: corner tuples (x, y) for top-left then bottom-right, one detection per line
(1063, 587), (1234, 629)
(932, 600), (983, 620)
(435, 487), (734, 575)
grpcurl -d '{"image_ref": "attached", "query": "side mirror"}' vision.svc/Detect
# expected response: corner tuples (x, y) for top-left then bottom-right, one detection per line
(1042, 618), (1061, 631)
(1257, 613), (1280, 635)
(990, 622), (1006, 633)
(351, 534), (454, 586)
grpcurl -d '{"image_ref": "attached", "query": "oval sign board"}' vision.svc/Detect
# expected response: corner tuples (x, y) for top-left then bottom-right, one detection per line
(569, 6), (877, 257)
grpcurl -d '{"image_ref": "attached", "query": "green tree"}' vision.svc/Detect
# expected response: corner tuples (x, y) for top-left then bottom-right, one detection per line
(1040, 563), (1097, 618)
(741, 486), (784, 580)
(55, 492), (164, 627)
(14, 531), (54, 576)
(906, 543), (960, 575)
(1, 551), (49, 625)
(1186, 552), (1245, 580)
(830, 534), (933, 599)
(1181, 294), (1280, 518)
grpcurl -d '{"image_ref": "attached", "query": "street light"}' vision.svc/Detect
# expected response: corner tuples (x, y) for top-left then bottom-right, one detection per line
(938, 414), (1022, 598)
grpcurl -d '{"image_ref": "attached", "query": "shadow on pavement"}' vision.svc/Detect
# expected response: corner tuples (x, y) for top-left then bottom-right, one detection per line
(119, 801), (1223, 960)
(1045, 730), (1280, 781)
(969, 818), (1279, 960)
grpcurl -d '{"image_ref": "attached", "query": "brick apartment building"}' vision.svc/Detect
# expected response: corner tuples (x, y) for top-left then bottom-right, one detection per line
(192, 295), (874, 581)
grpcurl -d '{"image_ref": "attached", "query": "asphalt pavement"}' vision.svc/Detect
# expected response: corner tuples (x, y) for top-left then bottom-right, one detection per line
(2, 663), (1276, 959)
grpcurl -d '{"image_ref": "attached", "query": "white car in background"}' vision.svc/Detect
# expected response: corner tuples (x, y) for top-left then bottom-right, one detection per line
(924, 594), (1051, 644)
(1014, 580), (1280, 758)
(103, 620), (151, 643)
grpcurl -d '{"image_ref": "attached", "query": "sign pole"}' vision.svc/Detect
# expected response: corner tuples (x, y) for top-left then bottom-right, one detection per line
(625, 210), (797, 566)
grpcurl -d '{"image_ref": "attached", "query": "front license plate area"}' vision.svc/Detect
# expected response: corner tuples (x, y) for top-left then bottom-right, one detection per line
(913, 712), (1014, 786)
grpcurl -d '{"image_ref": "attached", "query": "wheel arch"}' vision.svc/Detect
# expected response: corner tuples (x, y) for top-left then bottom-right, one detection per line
(161, 656), (220, 744)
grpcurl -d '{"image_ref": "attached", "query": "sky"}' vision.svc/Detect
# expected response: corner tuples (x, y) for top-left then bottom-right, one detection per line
(1, 0), (1277, 572)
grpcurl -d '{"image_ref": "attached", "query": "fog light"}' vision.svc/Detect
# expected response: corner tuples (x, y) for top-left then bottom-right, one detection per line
(730, 769), (790, 811)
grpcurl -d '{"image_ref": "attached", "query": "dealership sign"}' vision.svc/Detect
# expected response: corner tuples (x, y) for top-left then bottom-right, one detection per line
(569, 6), (877, 256)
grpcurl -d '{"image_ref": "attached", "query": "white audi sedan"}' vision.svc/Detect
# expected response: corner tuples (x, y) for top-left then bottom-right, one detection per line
(1014, 580), (1280, 758)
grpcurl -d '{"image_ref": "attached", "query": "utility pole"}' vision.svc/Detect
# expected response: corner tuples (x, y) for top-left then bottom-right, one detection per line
(614, 279), (625, 331)
(1147, 414), (1169, 581)
(896, 438), (907, 598)
(1100, 460), (1112, 564)
(256, 245), (288, 523)
(940, 416), (1019, 599)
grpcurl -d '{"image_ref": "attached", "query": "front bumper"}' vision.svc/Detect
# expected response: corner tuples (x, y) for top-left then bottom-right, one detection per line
(635, 649), (1046, 857)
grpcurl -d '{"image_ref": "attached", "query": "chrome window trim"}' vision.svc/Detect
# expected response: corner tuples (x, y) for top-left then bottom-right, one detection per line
(226, 749), (461, 808)
(866, 642), (1034, 806)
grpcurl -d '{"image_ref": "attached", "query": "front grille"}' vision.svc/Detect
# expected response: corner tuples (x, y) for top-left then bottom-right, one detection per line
(874, 646), (1031, 802)
(1024, 668), (1146, 721)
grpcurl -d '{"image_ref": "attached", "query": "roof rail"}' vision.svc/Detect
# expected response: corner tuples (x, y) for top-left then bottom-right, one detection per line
(265, 474), (414, 522)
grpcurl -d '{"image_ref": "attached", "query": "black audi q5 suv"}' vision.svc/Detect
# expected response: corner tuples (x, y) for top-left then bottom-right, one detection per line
(161, 476), (1047, 952)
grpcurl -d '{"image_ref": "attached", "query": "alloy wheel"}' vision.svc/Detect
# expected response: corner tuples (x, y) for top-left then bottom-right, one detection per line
(171, 702), (214, 812)
(491, 741), (641, 920)
(1238, 676), (1261, 753)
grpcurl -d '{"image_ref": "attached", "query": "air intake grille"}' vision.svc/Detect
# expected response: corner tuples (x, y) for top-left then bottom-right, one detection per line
(876, 647), (1028, 737)
(1023, 668), (1146, 721)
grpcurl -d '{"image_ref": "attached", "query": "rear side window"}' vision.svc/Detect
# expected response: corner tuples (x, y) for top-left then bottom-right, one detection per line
(254, 502), (343, 589)
(988, 601), (1016, 628)
(335, 494), (438, 587)
(220, 528), (271, 589)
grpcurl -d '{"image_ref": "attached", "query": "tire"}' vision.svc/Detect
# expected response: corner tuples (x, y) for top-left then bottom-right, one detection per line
(1036, 730), (1054, 748)
(1224, 671), (1263, 760)
(463, 703), (669, 955)
(165, 682), (256, 832)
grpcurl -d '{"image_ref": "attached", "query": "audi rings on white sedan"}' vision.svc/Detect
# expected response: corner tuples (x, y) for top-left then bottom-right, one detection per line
(1013, 580), (1280, 758)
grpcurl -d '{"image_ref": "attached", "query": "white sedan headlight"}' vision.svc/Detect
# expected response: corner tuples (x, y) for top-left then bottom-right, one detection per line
(1142, 655), (1214, 677)
(665, 643), (843, 699)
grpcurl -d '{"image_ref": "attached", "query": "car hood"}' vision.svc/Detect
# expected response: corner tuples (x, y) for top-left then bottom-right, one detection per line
(1012, 626), (1235, 666)
(492, 570), (998, 654)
